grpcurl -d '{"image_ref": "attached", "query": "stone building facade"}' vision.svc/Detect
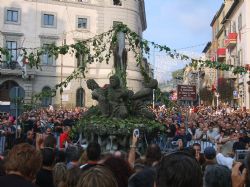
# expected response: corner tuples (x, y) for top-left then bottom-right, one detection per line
(0, 0), (147, 108)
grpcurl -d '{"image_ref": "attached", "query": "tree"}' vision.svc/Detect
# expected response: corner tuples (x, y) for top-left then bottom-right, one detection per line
(172, 69), (184, 80)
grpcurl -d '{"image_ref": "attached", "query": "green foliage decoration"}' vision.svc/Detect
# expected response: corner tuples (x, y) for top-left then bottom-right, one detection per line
(72, 115), (165, 136)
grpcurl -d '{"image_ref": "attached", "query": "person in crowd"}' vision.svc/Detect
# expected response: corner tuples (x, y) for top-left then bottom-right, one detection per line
(231, 162), (247, 187)
(52, 162), (67, 187)
(80, 142), (101, 172)
(103, 156), (133, 187)
(77, 165), (118, 187)
(36, 148), (55, 187)
(65, 167), (82, 187)
(59, 126), (71, 149)
(4, 118), (16, 150)
(65, 145), (81, 169)
(216, 141), (246, 169)
(45, 127), (53, 136)
(44, 135), (57, 149)
(0, 143), (42, 187)
(156, 151), (202, 187)
(145, 144), (162, 167)
(25, 130), (34, 145)
(128, 167), (155, 187)
(204, 164), (231, 187)
(203, 146), (217, 172)
(63, 114), (75, 127)
(173, 127), (192, 148)
(192, 143), (202, 161)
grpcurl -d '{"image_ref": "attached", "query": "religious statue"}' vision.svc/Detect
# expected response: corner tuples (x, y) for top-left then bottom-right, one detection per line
(86, 79), (110, 117)
(107, 75), (129, 119)
(86, 75), (159, 120)
(113, 32), (127, 87)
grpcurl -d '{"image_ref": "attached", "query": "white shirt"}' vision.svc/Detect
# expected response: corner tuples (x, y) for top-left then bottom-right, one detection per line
(194, 128), (203, 140)
(216, 153), (233, 169)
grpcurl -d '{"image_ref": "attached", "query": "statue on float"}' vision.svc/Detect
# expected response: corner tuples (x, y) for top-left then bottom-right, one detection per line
(86, 75), (157, 120)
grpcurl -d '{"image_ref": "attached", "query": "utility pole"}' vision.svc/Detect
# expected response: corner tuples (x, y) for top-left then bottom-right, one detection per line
(197, 68), (201, 106)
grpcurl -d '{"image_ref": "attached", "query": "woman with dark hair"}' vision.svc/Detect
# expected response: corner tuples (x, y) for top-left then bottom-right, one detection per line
(0, 143), (42, 187)
(103, 156), (133, 187)
(77, 165), (118, 187)
(204, 164), (231, 187)
(156, 151), (202, 187)
(145, 144), (162, 167)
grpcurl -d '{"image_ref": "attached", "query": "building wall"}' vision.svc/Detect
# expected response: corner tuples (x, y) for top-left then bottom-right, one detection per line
(0, 0), (147, 107)
(222, 0), (250, 108)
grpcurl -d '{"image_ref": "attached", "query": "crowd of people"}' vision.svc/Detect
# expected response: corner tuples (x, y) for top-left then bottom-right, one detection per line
(0, 104), (250, 187)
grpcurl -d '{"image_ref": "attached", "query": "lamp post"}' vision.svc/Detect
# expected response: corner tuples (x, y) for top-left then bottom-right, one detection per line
(215, 92), (220, 109)
(197, 69), (201, 106)
(153, 89), (155, 109)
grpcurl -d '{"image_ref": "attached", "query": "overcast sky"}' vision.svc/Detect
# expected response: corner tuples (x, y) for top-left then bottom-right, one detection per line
(143, 0), (224, 82)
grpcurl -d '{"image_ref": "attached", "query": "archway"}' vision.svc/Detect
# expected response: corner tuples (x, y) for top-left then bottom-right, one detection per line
(0, 80), (19, 101)
(76, 87), (85, 107)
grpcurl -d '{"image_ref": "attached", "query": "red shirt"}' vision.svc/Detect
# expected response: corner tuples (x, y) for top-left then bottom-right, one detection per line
(59, 132), (69, 148)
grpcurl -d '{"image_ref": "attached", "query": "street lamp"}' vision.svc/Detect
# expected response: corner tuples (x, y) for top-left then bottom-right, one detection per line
(215, 92), (220, 109)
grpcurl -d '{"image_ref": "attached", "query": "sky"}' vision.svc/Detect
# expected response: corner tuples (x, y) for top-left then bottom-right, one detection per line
(143, 0), (224, 83)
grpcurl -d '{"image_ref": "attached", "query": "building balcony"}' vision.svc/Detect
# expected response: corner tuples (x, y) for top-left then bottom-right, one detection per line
(224, 33), (237, 49)
(0, 61), (23, 76)
(217, 48), (226, 62)
(0, 61), (35, 78)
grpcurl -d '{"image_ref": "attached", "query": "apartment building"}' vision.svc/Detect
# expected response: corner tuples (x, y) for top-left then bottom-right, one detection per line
(203, 0), (250, 108)
(221, 0), (250, 108)
(0, 0), (147, 108)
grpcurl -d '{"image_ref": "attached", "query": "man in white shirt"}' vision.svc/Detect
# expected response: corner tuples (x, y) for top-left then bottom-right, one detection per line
(216, 141), (246, 169)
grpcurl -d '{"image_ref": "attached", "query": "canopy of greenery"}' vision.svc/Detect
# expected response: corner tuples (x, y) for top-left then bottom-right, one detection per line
(72, 115), (164, 136)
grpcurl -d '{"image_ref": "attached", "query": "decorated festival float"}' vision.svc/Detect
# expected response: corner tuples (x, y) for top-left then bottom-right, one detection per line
(73, 75), (165, 152)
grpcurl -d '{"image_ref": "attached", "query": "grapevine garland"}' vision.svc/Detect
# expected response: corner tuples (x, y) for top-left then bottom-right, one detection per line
(0, 23), (248, 102)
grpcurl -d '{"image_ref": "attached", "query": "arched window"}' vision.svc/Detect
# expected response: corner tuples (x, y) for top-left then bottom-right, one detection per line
(0, 80), (19, 101)
(41, 86), (52, 107)
(76, 88), (85, 107)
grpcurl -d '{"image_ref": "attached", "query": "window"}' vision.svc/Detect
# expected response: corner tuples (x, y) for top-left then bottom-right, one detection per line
(78, 18), (87, 29)
(42, 12), (56, 28)
(6, 41), (17, 61)
(237, 50), (242, 66)
(5, 8), (21, 24)
(238, 14), (242, 31)
(42, 44), (54, 65)
(224, 29), (227, 37)
(216, 21), (219, 35)
(232, 21), (236, 33)
(113, 0), (122, 6)
(7, 10), (18, 22)
(44, 14), (54, 26)
(76, 88), (85, 107)
(41, 87), (52, 107)
(78, 0), (88, 2)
